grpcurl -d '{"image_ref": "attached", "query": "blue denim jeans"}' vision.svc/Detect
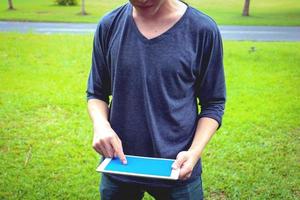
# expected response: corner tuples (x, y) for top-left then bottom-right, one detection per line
(100, 174), (203, 200)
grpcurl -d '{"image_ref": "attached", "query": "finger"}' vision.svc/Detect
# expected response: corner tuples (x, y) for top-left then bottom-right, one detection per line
(172, 152), (187, 170)
(99, 141), (109, 158)
(111, 136), (127, 164)
(115, 138), (127, 164)
(103, 142), (114, 158)
(179, 163), (193, 180)
(182, 172), (192, 181)
(93, 142), (102, 155)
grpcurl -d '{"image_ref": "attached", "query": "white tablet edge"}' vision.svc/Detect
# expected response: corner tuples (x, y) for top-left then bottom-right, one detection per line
(96, 158), (112, 171)
(124, 155), (177, 161)
(170, 168), (180, 180)
(96, 156), (180, 180)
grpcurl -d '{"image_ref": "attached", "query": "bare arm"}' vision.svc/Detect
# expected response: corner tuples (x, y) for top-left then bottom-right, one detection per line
(88, 99), (111, 127)
(172, 117), (218, 180)
(88, 99), (127, 164)
(189, 117), (219, 158)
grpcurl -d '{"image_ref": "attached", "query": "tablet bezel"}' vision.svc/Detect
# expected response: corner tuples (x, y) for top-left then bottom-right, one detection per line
(96, 155), (180, 180)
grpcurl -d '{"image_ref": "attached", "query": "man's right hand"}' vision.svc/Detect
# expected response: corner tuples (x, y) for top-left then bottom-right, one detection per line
(92, 123), (127, 164)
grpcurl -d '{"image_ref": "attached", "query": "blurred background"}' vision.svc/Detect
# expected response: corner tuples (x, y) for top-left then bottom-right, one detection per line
(0, 0), (299, 199)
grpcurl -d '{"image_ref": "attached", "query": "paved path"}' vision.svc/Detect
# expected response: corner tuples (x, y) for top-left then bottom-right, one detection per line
(0, 21), (300, 41)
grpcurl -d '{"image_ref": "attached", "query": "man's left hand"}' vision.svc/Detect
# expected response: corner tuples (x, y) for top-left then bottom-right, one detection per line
(172, 150), (200, 180)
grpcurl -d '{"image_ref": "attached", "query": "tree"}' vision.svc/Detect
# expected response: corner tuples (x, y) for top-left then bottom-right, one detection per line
(8, 0), (14, 10)
(242, 0), (250, 16)
(81, 0), (87, 15)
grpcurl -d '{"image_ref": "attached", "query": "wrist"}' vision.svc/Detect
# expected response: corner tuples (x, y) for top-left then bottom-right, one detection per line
(188, 147), (202, 159)
(93, 120), (111, 130)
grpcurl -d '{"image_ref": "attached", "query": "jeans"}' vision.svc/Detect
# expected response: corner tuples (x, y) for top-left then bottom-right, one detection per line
(100, 174), (203, 200)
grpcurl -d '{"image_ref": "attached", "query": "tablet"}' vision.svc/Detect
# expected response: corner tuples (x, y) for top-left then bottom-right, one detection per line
(96, 155), (180, 180)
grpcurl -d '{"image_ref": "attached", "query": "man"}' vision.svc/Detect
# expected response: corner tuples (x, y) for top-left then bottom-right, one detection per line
(86, 0), (226, 199)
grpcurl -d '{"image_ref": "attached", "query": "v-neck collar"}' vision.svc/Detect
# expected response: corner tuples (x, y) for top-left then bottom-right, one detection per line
(128, 2), (190, 44)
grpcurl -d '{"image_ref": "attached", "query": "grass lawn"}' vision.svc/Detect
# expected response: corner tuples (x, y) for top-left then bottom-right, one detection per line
(0, 0), (300, 26)
(0, 32), (299, 199)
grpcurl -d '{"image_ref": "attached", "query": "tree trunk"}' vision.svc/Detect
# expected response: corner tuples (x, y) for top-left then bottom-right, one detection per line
(8, 0), (14, 10)
(242, 0), (250, 16)
(81, 0), (87, 15)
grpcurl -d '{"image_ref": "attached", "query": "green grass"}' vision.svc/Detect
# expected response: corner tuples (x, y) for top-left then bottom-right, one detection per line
(0, 0), (300, 25)
(0, 33), (299, 199)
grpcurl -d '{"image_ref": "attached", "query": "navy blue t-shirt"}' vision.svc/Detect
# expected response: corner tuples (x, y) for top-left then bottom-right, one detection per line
(87, 3), (226, 187)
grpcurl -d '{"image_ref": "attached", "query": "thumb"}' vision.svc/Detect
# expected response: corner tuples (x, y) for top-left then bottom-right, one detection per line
(172, 152), (187, 170)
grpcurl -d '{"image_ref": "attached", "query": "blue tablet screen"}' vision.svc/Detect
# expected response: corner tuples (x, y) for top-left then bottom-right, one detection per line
(104, 156), (174, 177)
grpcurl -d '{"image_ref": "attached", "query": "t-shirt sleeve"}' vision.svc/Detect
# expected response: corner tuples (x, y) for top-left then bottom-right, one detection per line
(86, 21), (111, 104)
(196, 25), (226, 128)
